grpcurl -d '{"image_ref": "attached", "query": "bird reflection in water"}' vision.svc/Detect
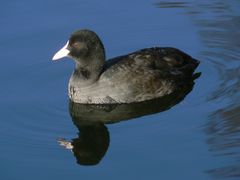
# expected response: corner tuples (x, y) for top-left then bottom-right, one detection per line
(58, 122), (109, 166)
(58, 73), (200, 166)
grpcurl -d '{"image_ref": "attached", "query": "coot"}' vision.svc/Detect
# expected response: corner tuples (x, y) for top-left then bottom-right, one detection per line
(52, 29), (199, 104)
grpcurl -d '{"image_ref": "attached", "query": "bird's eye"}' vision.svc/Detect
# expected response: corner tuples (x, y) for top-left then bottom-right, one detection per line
(72, 42), (81, 49)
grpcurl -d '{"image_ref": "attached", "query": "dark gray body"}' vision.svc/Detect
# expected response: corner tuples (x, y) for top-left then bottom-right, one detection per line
(68, 47), (199, 104)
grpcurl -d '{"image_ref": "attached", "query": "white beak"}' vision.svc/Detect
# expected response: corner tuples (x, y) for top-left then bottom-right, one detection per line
(52, 41), (70, 61)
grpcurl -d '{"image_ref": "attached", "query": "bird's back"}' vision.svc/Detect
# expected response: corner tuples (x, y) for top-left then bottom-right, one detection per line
(97, 47), (199, 103)
(101, 47), (199, 79)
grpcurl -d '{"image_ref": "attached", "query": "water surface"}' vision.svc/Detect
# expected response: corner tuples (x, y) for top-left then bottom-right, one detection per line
(1, 0), (240, 179)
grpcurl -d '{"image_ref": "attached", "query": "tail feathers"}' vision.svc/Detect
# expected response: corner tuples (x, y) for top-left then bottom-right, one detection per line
(192, 58), (200, 68)
(192, 72), (201, 80)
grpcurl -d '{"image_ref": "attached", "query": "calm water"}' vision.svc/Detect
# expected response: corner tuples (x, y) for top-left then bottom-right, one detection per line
(1, 0), (240, 179)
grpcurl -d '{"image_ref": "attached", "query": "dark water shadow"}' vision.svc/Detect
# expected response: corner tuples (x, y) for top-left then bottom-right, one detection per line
(58, 75), (200, 166)
(155, 1), (189, 9)
(155, 1), (240, 179)
(205, 106), (240, 179)
(188, 2), (240, 179)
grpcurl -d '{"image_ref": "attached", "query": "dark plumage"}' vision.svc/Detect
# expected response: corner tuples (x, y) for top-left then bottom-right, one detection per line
(52, 29), (199, 104)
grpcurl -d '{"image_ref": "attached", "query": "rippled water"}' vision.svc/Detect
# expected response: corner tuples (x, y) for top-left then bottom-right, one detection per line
(1, 0), (240, 179)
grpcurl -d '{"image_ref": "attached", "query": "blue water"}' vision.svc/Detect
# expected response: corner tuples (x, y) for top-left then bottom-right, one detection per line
(1, 0), (240, 179)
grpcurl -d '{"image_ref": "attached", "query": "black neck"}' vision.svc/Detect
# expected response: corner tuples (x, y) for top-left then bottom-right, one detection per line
(71, 59), (104, 86)
(71, 40), (106, 86)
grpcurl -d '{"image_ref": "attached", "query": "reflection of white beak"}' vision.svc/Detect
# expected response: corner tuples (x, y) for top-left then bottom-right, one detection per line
(57, 138), (73, 150)
(52, 41), (70, 61)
